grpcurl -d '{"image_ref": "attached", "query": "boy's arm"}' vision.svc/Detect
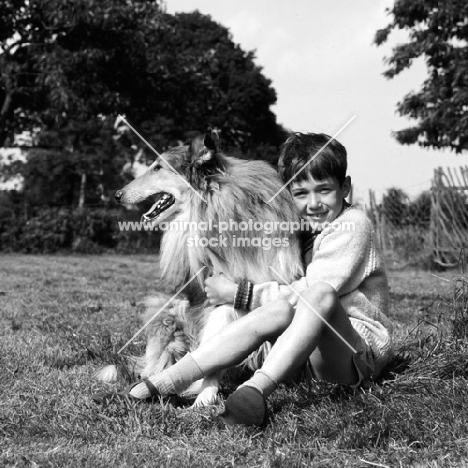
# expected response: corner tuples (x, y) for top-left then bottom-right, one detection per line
(250, 214), (373, 310)
(249, 275), (309, 310)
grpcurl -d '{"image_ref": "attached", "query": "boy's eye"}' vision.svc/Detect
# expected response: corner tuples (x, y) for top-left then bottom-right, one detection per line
(292, 191), (306, 198)
(320, 189), (330, 194)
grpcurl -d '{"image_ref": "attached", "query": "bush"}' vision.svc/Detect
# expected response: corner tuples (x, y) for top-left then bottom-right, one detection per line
(385, 225), (433, 268)
(20, 208), (74, 252)
(0, 204), (161, 253)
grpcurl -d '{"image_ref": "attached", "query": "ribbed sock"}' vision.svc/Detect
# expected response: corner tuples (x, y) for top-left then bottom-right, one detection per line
(129, 353), (204, 399)
(240, 369), (279, 399)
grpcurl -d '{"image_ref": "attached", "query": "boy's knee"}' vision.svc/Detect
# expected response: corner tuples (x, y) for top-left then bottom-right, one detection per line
(266, 299), (294, 327)
(300, 282), (337, 311)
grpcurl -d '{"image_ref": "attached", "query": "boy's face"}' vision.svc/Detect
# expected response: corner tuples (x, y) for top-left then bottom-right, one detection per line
(290, 175), (351, 230)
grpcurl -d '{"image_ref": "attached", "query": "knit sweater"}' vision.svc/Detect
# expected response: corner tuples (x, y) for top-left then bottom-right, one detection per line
(250, 206), (394, 374)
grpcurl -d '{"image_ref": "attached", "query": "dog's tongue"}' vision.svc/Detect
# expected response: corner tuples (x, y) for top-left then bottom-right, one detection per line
(141, 192), (174, 222)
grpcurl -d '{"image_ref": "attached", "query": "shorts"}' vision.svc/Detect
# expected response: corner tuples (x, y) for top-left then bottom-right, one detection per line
(349, 332), (376, 388)
(303, 332), (376, 388)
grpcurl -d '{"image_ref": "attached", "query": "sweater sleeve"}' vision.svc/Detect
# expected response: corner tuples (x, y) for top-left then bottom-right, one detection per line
(250, 210), (372, 310)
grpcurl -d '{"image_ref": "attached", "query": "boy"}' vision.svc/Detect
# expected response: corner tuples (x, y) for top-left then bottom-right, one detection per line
(93, 132), (394, 427)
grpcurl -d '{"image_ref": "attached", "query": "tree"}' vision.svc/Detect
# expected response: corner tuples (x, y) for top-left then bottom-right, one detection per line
(0, 2), (285, 152)
(408, 190), (431, 227)
(0, 0), (163, 206)
(375, 0), (468, 153)
(1, 1), (285, 207)
(0, 0), (163, 146)
(382, 187), (409, 227)
(19, 117), (130, 207)
(127, 11), (286, 157)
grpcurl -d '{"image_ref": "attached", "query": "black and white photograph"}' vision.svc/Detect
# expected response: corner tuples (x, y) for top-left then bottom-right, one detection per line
(1, 1), (467, 466)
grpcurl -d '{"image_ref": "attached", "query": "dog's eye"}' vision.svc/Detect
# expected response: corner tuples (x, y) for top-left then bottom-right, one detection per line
(152, 165), (161, 172)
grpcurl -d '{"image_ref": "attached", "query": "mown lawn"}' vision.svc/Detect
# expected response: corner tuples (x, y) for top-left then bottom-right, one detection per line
(0, 254), (467, 467)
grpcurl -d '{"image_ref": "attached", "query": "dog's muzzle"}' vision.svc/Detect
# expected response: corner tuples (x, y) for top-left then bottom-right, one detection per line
(115, 190), (123, 202)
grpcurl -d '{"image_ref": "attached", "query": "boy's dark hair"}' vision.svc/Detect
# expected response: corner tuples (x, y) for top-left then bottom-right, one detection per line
(278, 132), (348, 186)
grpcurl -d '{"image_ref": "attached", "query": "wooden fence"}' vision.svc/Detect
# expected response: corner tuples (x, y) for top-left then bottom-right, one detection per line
(368, 166), (468, 267)
(431, 167), (468, 267)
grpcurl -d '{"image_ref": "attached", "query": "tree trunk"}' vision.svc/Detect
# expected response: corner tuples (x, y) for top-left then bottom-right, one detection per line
(0, 91), (13, 147)
(78, 172), (87, 209)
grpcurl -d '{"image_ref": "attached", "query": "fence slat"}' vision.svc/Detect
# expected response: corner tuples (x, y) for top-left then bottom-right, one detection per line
(431, 166), (468, 267)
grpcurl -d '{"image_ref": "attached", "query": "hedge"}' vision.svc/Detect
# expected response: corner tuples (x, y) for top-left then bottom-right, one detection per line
(0, 203), (161, 253)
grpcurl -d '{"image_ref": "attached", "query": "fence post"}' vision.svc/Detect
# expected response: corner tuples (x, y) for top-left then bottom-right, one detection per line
(369, 189), (386, 251)
(430, 168), (439, 265)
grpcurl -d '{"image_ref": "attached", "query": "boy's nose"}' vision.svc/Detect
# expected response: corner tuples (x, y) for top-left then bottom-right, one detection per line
(307, 194), (321, 209)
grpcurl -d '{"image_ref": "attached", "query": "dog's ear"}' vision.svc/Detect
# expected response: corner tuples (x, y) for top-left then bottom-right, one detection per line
(189, 129), (220, 168)
(188, 135), (208, 166)
(203, 129), (220, 153)
(188, 129), (225, 191)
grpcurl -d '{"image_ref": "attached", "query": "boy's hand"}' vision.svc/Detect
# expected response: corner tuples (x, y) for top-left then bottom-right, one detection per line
(204, 274), (237, 306)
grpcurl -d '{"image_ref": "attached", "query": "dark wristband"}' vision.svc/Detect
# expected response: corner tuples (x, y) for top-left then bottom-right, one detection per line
(233, 278), (253, 311)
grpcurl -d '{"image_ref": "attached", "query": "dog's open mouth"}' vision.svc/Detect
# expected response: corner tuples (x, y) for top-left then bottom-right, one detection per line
(141, 192), (175, 223)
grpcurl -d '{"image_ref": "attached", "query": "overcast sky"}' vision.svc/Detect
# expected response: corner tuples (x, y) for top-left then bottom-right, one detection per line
(166, 0), (468, 203)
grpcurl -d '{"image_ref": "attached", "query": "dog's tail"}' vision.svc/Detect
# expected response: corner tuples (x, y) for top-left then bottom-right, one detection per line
(93, 354), (146, 383)
(93, 295), (199, 385)
(94, 364), (119, 383)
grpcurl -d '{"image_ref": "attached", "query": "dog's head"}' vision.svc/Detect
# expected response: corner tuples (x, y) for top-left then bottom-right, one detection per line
(115, 130), (226, 224)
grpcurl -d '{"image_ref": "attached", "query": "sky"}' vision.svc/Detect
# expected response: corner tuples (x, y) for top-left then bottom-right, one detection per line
(166, 0), (468, 204)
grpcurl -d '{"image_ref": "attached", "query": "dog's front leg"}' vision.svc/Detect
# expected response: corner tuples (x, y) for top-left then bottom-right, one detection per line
(191, 371), (225, 407)
(191, 304), (239, 407)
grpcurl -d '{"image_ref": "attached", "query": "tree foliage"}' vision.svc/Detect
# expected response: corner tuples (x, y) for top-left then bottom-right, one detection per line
(0, 0), (161, 145)
(0, 0), (163, 205)
(21, 118), (129, 206)
(382, 187), (410, 227)
(375, 0), (468, 153)
(408, 190), (431, 226)
(137, 11), (286, 154)
(0, 0), (285, 207)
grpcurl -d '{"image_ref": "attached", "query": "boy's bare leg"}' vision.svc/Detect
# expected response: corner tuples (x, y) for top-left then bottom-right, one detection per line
(128, 281), (359, 401)
(220, 281), (360, 426)
(191, 299), (294, 373)
(251, 281), (361, 390)
(128, 300), (294, 399)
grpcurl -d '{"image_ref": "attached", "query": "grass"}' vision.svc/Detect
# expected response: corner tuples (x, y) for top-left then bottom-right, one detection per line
(1, 253), (467, 467)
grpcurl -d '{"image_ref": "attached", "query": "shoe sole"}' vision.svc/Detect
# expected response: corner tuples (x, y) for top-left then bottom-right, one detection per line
(220, 386), (268, 427)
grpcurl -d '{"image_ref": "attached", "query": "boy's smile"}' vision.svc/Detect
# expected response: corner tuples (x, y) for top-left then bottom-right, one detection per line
(290, 176), (351, 230)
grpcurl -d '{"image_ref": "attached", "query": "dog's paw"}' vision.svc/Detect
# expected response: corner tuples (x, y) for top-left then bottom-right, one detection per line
(93, 364), (119, 382)
(191, 387), (219, 408)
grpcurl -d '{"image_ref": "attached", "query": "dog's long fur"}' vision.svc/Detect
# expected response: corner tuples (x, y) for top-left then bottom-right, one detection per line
(99, 131), (304, 406)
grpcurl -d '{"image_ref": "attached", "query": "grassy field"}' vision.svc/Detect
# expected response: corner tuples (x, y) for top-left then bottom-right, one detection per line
(1, 254), (467, 467)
